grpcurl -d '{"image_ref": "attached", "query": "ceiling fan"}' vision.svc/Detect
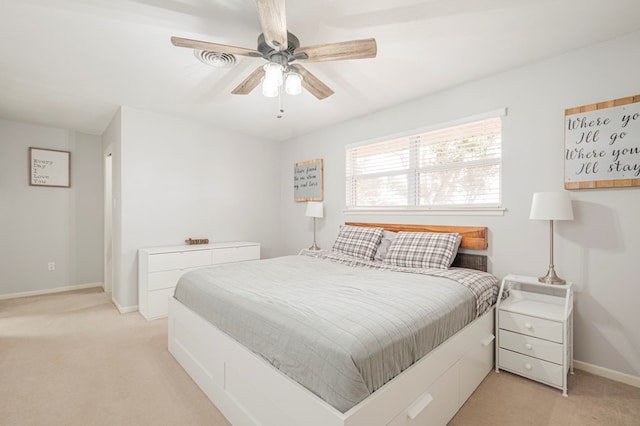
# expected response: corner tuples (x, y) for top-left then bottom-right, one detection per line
(171, 0), (377, 100)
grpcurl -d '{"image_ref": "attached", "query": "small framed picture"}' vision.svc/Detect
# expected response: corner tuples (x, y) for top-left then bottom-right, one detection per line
(29, 147), (71, 188)
(294, 158), (323, 201)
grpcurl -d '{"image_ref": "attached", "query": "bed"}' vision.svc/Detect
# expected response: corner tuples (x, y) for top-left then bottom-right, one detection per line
(168, 223), (499, 426)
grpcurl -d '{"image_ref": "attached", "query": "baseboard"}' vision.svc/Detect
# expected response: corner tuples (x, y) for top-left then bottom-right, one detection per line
(0, 282), (103, 300)
(574, 360), (640, 388)
(111, 296), (138, 314)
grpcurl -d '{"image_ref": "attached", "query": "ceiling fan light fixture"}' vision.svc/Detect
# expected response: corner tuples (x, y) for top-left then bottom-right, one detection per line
(264, 62), (284, 87)
(261, 77), (279, 98)
(284, 71), (303, 95)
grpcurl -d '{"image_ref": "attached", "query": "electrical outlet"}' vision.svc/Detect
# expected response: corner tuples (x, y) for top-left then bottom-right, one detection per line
(48, 262), (55, 271)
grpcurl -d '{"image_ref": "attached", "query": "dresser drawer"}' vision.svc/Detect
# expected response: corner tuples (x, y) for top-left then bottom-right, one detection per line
(146, 287), (175, 319)
(499, 329), (563, 364)
(211, 245), (260, 264)
(148, 268), (202, 291)
(499, 310), (563, 343)
(148, 250), (212, 272)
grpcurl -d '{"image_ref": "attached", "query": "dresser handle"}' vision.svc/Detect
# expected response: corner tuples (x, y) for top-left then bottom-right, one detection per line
(524, 322), (533, 330)
(525, 363), (532, 371)
(525, 343), (533, 350)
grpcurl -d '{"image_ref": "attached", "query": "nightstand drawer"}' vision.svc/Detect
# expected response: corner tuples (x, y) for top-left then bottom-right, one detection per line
(498, 348), (563, 387)
(499, 329), (563, 364)
(499, 310), (563, 343)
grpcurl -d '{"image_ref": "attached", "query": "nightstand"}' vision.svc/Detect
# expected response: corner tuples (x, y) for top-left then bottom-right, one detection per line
(495, 274), (573, 396)
(297, 248), (325, 256)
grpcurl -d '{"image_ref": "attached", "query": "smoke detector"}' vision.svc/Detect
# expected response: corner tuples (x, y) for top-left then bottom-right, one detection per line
(194, 50), (236, 68)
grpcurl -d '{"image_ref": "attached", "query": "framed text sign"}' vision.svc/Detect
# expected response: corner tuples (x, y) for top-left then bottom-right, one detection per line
(294, 158), (323, 201)
(29, 147), (71, 188)
(564, 95), (640, 189)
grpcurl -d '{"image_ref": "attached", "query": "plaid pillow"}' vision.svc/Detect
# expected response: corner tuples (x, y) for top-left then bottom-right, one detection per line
(332, 225), (384, 260)
(384, 232), (461, 269)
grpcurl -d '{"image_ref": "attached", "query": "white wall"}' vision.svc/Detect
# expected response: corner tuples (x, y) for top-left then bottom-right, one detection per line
(110, 107), (282, 310)
(103, 109), (122, 304)
(278, 32), (640, 378)
(0, 119), (103, 296)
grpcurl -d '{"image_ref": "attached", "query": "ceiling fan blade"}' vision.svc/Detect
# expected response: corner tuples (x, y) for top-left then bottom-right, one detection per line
(256, 0), (288, 50)
(296, 38), (377, 62)
(231, 66), (265, 95)
(290, 65), (334, 100)
(171, 36), (261, 58)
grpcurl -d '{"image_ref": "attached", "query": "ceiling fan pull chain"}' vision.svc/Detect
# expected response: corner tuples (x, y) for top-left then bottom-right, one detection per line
(277, 88), (284, 119)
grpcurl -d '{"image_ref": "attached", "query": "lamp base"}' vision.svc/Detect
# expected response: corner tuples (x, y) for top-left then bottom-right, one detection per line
(538, 266), (566, 285)
(308, 242), (321, 251)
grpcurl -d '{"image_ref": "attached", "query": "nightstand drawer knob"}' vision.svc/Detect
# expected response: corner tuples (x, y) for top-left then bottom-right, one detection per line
(525, 363), (532, 371)
(524, 322), (533, 330)
(525, 343), (533, 350)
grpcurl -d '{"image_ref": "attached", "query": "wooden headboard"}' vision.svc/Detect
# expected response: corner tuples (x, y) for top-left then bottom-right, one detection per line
(345, 222), (489, 272)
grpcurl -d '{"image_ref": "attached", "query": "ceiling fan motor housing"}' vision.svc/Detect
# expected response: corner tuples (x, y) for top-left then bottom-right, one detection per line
(257, 32), (301, 66)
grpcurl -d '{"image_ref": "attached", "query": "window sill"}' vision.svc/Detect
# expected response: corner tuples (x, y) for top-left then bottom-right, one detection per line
(343, 207), (506, 216)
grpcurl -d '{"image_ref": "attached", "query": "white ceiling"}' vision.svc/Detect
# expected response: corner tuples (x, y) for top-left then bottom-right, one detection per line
(1, 0), (639, 141)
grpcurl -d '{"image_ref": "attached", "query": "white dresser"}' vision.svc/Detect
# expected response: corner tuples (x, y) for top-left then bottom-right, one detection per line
(138, 241), (260, 320)
(495, 274), (573, 396)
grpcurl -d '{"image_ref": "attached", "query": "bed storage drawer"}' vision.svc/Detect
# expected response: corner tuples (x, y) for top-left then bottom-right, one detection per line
(459, 332), (495, 403)
(386, 311), (494, 426)
(387, 365), (458, 426)
(498, 348), (563, 387)
(499, 310), (563, 343)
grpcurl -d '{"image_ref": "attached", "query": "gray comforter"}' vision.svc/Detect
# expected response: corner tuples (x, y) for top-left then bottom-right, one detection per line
(174, 254), (495, 413)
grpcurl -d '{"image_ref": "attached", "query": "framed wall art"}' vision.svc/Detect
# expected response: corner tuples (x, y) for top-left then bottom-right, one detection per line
(294, 158), (323, 201)
(29, 147), (71, 188)
(564, 94), (640, 189)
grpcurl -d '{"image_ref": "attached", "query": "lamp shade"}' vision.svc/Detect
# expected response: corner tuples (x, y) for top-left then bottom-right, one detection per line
(529, 192), (574, 221)
(305, 201), (324, 218)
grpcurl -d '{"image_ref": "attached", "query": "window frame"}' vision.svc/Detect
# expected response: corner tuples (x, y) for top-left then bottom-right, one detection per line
(344, 109), (507, 216)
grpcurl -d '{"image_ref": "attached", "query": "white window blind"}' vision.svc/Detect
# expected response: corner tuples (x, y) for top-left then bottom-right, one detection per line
(346, 115), (503, 209)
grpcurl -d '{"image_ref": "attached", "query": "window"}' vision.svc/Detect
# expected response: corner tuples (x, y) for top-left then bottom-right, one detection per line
(345, 112), (504, 211)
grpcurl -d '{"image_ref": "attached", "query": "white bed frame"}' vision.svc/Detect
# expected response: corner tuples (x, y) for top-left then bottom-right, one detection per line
(168, 223), (496, 425)
(169, 299), (494, 426)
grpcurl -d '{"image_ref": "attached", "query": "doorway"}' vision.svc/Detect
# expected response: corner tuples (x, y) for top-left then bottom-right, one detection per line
(103, 149), (113, 293)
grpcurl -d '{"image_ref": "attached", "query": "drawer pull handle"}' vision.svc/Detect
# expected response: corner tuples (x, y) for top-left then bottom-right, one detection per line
(407, 392), (433, 420)
(525, 363), (532, 371)
(525, 343), (533, 350)
(524, 322), (533, 330)
(481, 335), (495, 347)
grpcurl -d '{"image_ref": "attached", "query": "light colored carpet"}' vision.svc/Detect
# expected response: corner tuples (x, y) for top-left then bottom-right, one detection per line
(1, 288), (638, 426)
(0, 288), (229, 426)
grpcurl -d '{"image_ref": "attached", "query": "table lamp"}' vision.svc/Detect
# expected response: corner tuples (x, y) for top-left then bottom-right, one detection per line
(529, 191), (574, 284)
(305, 201), (324, 251)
